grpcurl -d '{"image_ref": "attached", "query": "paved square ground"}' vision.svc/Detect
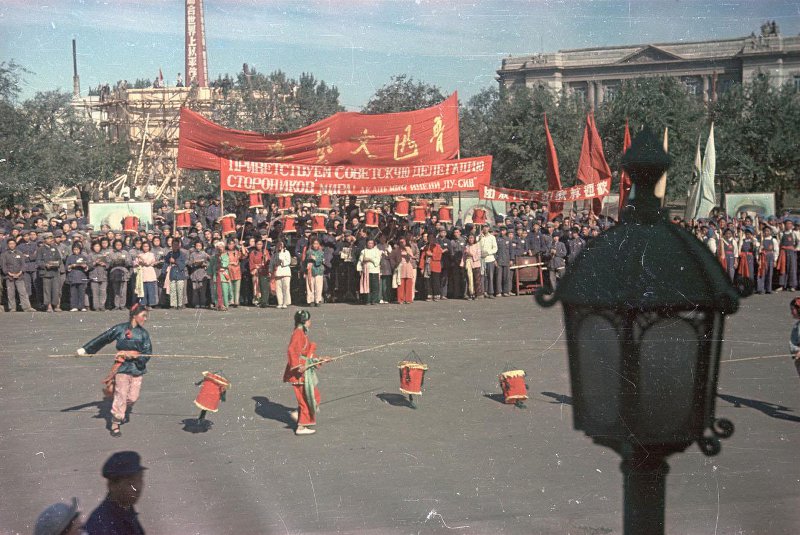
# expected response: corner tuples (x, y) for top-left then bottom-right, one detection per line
(1, 293), (798, 534)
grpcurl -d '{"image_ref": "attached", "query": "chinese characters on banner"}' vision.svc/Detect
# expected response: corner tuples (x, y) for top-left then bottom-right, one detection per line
(480, 180), (611, 204)
(178, 93), (460, 170)
(219, 156), (492, 196)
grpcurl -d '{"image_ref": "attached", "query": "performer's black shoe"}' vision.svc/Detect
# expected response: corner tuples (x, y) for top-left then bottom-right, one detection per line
(110, 422), (122, 437)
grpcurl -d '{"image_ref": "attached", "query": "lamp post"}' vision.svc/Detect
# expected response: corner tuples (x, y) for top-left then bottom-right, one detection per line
(536, 128), (744, 535)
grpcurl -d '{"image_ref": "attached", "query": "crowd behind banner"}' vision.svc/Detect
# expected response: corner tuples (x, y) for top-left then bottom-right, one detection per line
(1, 195), (798, 313)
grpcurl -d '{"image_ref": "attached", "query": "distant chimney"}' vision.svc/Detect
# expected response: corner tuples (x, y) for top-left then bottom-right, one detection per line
(72, 39), (80, 98)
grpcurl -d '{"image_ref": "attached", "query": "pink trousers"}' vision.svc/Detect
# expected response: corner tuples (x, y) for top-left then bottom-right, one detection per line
(112, 374), (143, 422)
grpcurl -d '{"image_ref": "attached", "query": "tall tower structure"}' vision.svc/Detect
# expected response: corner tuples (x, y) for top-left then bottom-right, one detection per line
(72, 39), (80, 97)
(185, 0), (209, 87)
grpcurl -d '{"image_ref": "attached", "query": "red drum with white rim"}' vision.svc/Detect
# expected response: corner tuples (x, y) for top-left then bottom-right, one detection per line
(194, 371), (231, 413)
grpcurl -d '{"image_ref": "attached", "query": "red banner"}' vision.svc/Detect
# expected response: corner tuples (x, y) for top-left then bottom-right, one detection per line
(480, 180), (611, 203)
(220, 156), (491, 196)
(179, 94), (460, 170)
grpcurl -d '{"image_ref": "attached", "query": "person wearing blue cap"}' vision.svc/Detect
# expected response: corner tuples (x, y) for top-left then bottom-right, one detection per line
(736, 227), (758, 286)
(84, 451), (147, 535)
(757, 226), (778, 294)
(777, 220), (799, 292)
(34, 498), (82, 535)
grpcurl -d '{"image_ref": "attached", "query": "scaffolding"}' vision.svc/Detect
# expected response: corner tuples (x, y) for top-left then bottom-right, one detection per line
(71, 86), (219, 202)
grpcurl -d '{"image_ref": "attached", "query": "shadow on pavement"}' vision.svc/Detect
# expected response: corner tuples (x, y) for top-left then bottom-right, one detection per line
(181, 418), (213, 433)
(718, 393), (800, 423)
(376, 392), (413, 408)
(541, 391), (573, 405)
(61, 398), (113, 430)
(482, 393), (507, 405)
(252, 396), (294, 427)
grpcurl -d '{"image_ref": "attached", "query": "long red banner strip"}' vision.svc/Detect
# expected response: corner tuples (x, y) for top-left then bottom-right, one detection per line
(480, 180), (611, 203)
(179, 94), (460, 170)
(220, 156), (492, 196)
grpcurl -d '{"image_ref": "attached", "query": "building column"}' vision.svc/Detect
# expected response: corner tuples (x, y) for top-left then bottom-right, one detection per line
(702, 76), (710, 103)
(596, 82), (605, 105)
(588, 81), (596, 109)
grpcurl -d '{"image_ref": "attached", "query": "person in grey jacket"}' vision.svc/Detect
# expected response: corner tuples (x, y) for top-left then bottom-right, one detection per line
(0, 238), (32, 311)
(88, 241), (109, 311)
(108, 240), (131, 311)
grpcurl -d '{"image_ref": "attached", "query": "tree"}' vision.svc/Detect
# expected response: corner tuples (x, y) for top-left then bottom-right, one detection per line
(595, 77), (707, 201)
(362, 75), (447, 114)
(714, 75), (800, 210)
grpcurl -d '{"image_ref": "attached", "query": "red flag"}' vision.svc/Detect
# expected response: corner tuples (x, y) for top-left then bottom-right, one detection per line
(544, 113), (562, 221)
(159, 68), (164, 82)
(618, 119), (632, 216)
(577, 113), (612, 215)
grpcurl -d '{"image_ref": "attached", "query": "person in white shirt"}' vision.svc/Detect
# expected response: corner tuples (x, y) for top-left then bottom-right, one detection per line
(271, 241), (293, 309)
(357, 238), (382, 305)
(478, 226), (497, 299)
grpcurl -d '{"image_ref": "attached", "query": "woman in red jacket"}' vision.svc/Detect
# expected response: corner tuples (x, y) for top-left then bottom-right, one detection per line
(420, 236), (444, 301)
(283, 310), (330, 435)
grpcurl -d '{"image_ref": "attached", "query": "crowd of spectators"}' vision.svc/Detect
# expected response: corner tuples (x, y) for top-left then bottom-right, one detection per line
(1, 195), (798, 313)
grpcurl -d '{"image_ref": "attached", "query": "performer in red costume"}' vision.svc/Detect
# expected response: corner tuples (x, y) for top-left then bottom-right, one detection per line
(283, 310), (330, 435)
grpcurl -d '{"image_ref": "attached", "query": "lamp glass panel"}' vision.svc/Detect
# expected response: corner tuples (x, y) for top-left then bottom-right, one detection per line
(637, 318), (698, 441)
(576, 315), (622, 434)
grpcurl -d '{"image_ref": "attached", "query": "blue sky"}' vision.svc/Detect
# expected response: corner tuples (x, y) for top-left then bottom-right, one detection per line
(2, 0), (799, 109)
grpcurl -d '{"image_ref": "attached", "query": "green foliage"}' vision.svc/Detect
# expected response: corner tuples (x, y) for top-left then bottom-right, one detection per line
(362, 75), (447, 114)
(0, 65), (130, 208)
(713, 75), (800, 209)
(206, 68), (344, 134)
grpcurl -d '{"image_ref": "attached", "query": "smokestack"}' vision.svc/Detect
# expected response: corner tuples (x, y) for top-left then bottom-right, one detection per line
(72, 39), (80, 98)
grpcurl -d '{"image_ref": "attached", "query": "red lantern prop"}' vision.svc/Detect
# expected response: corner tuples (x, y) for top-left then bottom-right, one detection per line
(194, 371), (231, 413)
(123, 216), (139, 235)
(174, 209), (192, 229)
(399, 362), (428, 396)
(248, 191), (264, 209)
(412, 205), (427, 224)
(394, 197), (410, 217)
(277, 194), (293, 212)
(365, 208), (379, 228)
(311, 213), (327, 233)
(472, 207), (487, 226)
(317, 194), (332, 211)
(438, 205), (453, 224)
(282, 214), (297, 233)
(499, 369), (528, 406)
(218, 214), (236, 236)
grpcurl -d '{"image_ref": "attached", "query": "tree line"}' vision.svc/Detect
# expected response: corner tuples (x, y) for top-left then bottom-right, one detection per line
(1, 61), (798, 211)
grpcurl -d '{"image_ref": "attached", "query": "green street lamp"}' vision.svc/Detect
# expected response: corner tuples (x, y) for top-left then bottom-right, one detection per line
(536, 128), (742, 535)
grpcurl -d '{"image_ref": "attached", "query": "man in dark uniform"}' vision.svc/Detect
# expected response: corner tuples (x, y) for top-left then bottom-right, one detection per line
(17, 229), (39, 308)
(547, 232), (567, 291)
(0, 238), (32, 311)
(495, 225), (512, 297)
(84, 451), (146, 535)
(567, 227), (585, 265)
(37, 233), (63, 312)
(449, 227), (466, 299)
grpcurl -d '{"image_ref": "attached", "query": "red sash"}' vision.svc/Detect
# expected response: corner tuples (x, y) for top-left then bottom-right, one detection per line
(777, 246), (793, 275)
(736, 252), (752, 278)
(757, 251), (767, 278)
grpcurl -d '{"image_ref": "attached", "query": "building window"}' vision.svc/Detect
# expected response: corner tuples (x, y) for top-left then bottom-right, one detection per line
(681, 76), (702, 97)
(604, 84), (619, 103)
(794, 75), (800, 92)
(571, 84), (587, 103)
(717, 78), (736, 94)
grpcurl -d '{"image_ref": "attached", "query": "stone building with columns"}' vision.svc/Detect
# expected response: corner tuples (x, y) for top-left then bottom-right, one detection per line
(497, 24), (800, 108)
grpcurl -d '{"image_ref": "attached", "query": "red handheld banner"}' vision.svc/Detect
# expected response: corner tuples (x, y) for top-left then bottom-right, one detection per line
(179, 94), (460, 170)
(479, 179), (611, 204)
(220, 156), (492, 196)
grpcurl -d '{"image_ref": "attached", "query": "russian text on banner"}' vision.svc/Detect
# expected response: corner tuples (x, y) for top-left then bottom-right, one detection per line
(220, 156), (492, 196)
